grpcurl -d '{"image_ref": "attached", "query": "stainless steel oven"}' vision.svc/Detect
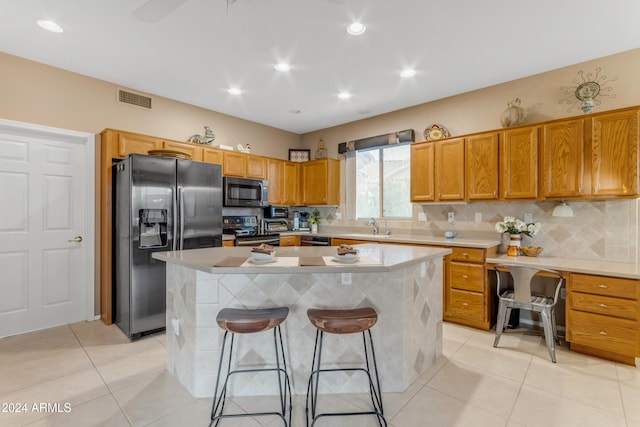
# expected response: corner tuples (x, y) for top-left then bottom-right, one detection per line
(300, 235), (331, 246)
(234, 234), (280, 247)
(223, 215), (280, 247)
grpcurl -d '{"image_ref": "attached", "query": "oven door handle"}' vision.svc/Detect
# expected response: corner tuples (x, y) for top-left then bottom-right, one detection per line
(236, 238), (280, 246)
(301, 240), (330, 246)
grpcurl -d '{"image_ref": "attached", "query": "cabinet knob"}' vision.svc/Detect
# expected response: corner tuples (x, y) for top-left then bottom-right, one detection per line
(598, 284), (608, 289)
(462, 253), (469, 257)
(598, 303), (607, 308)
(599, 331), (608, 336)
(462, 275), (469, 279)
(462, 302), (469, 306)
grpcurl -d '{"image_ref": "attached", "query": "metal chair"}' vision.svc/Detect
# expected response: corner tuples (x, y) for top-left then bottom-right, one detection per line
(305, 307), (387, 427)
(494, 264), (564, 362)
(210, 307), (292, 426)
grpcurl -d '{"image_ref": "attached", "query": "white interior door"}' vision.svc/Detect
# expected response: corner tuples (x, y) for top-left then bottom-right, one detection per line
(0, 119), (94, 338)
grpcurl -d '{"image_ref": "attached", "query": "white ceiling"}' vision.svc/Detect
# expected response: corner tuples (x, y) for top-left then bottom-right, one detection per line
(1, 0), (640, 134)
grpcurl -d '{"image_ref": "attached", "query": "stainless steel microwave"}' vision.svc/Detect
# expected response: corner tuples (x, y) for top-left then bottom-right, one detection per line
(223, 177), (269, 207)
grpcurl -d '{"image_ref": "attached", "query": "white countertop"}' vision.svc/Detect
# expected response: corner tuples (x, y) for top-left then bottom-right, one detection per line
(487, 254), (640, 280)
(152, 243), (451, 274)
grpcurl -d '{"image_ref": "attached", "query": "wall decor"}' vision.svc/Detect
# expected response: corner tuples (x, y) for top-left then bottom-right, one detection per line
(289, 149), (310, 162)
(187, 125), (215, 145)
(560, 68), (617, 114)
(500, 98), (526, 127)
(424, 123), (450, 141)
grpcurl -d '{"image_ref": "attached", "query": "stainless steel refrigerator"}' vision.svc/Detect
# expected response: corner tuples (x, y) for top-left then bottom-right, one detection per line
(115, 154), (222, 338)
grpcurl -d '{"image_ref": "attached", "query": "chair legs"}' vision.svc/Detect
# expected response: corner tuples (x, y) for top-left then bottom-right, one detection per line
(210, 326), (292, 426)
(494, 299), (507, 348)
(305, 329), (387, 427)
(540, 308), (557, 363)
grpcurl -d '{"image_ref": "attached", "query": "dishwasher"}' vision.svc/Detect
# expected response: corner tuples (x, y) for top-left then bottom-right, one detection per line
(300, 235), (332, 246)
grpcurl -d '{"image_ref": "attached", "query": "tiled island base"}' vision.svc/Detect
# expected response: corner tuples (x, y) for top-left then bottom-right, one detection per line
(158, 245), (447, 398)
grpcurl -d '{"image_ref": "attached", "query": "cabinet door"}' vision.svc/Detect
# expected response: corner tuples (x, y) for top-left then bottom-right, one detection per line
(435, 138), (465, 201)
(117, 132), (162, 157)
(203, 147), (223, 165)
(590, 108), (639, 197)
(410, 142), (435, 202)
(466, 132), (499, 200)
(541, 119), (584, 198)
(282, 161), (300, 205)
(246, 155), (267, 179)
(301, 159), (340, 205)
(163, 141), (203, 161)
(267, 158), (283, 204)
(222, 151), (247, 177)
(500, 126), (539, 199)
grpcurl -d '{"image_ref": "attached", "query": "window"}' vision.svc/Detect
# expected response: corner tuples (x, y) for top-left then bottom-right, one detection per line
(353, 144), (411, 218)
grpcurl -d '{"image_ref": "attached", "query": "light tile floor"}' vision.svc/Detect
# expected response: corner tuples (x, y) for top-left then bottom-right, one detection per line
(1, 320), (639, 426)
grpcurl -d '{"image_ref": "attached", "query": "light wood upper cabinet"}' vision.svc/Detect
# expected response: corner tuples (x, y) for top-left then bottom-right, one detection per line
(500, 126), (539, 199)
(267, 158), (284, 204)
(202, 147), (224, 165)
(301, 159), (340, 205)
(435, 137), (465, 201)
(410, 142), (435, 202)
(163, 141), (203, 161)
(466, 132), (499, 200)
(222, 151), (247, 177)
(589, 108), (639, 197)
(117, 132), (162, 157)
(282, 161), (300, 205)
(541, 118), (585, 199)
(246, 155), (267, 179)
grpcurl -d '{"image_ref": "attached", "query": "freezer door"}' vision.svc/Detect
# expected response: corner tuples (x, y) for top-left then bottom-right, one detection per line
(177, 159), (223, 249)
(121, 154), (176, 336)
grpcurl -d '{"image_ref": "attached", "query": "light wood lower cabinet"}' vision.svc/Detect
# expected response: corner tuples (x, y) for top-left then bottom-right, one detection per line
(443, 246), (498, 330)
(331, 238), (370, 246)
(279, 235), (300, 246)
(567, 273), (639, 365)
(222, 240), (235, 247)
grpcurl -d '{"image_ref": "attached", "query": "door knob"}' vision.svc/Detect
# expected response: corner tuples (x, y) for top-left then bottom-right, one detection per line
(68, 236), (83, 243)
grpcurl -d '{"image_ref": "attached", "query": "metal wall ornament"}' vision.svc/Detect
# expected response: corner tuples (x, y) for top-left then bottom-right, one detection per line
(187, 126), (216, 145)
(560, 68), (617, 114)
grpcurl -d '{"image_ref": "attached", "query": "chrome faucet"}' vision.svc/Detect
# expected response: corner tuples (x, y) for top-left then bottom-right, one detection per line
(366, 217), (379, 234)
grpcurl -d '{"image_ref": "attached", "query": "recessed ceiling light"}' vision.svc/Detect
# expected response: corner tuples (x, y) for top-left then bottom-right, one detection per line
(400, 69), (416, 78)
(347, 22), (366, 36)
(357, 109), (371, 115)
(338, 92), (352, 100)
(37, 20), (63, 33)
(274, 63), (290, 72)
(228, 88), (242, 95)
(289, 109), (301, 114)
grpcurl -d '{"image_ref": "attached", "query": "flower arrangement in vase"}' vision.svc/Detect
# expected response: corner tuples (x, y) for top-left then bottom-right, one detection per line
(495, 216), (541, 256)
(310, 210), (320, 234)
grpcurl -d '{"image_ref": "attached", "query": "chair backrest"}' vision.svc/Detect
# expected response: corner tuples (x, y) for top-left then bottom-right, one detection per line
(495, 264), (564, 304)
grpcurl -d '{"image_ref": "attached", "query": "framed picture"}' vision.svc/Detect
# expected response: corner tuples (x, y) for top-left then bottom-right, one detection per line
(289, 149), (310, 162)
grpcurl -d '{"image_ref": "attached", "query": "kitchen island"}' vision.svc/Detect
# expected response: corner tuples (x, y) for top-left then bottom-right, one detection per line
(152, 244), (450, 398)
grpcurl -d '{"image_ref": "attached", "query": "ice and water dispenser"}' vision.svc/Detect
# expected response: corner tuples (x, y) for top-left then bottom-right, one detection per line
(138, 209), (168, 248)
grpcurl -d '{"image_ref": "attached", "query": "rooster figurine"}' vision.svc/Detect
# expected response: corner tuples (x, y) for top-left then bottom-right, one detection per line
(188, 126), (216, 145)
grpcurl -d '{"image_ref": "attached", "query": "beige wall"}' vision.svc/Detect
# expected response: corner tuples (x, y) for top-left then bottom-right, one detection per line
(300, 48), (640, 157)
(0, 52), (300, 158)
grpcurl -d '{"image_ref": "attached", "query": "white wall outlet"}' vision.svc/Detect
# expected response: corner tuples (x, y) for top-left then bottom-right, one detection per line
(448, 212), (455, 223)
(341, 272), (352, 285)
(171, 318), (180, 336)
(335, 212), (342, 220)
(524, 213), (533, 223)
(418, 212), (427, 222)
(475, 212), (482, 222)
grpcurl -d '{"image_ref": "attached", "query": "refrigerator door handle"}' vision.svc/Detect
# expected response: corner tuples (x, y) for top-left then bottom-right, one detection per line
(172, 189), (178, 251)
(178, 187), (185, 250)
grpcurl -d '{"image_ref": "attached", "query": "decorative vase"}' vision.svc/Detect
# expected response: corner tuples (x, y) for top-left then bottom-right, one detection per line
(500, 98), (526, 128)
(311, 223), (318, 234)
(507, 234), (522, 256)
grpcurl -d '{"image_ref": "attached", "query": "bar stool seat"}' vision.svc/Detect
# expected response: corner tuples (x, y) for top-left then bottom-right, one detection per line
(305, 307), (387, 427)
(210, 307), (291, 427)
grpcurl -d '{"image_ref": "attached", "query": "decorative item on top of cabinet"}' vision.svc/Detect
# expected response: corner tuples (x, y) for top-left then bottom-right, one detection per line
(424, 123), (450, 141)
(567, 273), (639, 365)
(187, 125), (215, 145)
(560, 68), (617, 114)
(500, 98), (526, 128)
(289, 149), (310, 162)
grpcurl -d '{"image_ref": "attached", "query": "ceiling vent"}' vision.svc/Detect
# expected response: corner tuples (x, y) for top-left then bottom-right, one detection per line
(117, 88), (152, 110)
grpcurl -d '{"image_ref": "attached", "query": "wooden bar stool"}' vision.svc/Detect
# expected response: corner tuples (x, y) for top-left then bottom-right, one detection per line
(210, 307), (292, 427)
(305, 307), (387, 427)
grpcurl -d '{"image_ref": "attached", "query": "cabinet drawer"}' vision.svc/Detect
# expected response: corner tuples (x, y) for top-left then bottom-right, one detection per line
(570, 274), (639, 299)
(450, 262), (484, 292)
(569, 292), (638, 321)
(447, 288), (484, 320)
(568, 310), (638, 355)
(450, 247), (484, 263)
(279, 236), (299, 246)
